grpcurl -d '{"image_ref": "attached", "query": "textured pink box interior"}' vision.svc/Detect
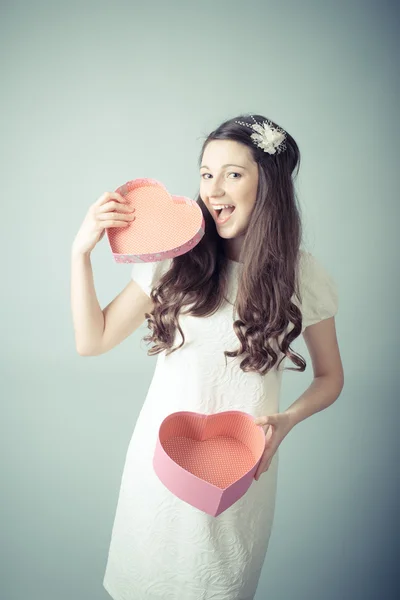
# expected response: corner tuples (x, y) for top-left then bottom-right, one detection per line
(106, 179), (204, 261)
(153, 411), (266, 516)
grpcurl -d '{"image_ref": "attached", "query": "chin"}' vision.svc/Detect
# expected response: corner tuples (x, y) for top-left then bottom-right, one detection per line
(217, 227), (243, 240)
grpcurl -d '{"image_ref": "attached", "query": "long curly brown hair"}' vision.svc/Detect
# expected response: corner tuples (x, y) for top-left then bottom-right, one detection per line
(142, 114), (307, 375)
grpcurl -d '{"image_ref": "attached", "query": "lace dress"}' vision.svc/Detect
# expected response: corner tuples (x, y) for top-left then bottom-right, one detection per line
(103, 250), (339, 600)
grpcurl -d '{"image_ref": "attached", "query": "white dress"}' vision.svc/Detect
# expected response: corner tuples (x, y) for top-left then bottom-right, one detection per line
(103, 250), (339, 600)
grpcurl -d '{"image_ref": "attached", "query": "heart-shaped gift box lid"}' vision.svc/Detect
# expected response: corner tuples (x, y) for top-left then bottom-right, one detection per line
(106, 178), (205, 263)
(153, 410), (266, 517)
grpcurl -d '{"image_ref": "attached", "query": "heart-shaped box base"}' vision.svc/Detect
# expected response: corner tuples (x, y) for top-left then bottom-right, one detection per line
(106, 178), (205, 263)
(153, 411), (266, 517)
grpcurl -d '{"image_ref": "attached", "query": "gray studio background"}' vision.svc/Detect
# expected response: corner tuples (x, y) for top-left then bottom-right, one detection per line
(1, 1), (398, 599)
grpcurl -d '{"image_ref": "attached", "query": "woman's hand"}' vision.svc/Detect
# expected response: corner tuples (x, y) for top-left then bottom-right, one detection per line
(253, 412), (293, 480)
(72, 192), (135, 256)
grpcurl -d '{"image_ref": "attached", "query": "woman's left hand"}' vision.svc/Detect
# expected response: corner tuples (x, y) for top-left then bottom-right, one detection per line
(253, 412), (293, 480)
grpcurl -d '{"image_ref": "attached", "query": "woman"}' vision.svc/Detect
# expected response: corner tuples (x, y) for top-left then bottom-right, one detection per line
(71, 113), (344, 600)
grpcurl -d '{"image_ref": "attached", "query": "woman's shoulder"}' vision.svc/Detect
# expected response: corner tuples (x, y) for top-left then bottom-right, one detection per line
(297, 248), (333, 282)
(130, 257), (173, 297)
(298, 248), (313, 267)
(296, 248), (339, 327)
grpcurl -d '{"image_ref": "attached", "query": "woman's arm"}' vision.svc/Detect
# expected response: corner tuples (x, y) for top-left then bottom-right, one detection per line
(284, 317), (344, 427)
(71, 250), (105, 355)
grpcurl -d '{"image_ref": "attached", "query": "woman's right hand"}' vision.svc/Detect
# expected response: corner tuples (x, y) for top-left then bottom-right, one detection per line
(72, 192), (136, 256)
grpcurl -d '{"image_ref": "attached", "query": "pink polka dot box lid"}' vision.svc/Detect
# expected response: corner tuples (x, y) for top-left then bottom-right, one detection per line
(153, 410), (266, 517)
(106, 178), (205, 263)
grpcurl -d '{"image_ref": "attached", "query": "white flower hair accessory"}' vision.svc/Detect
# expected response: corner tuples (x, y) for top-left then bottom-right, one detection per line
(234, 115), (287, 155)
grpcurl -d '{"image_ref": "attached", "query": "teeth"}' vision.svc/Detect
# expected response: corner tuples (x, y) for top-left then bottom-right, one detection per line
(213, 204), (234, 209)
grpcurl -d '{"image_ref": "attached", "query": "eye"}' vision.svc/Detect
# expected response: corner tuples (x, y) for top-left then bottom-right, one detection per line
(201, 172), (241, 179)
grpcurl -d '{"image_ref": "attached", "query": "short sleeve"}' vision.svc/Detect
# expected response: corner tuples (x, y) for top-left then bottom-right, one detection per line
(131, 259), (172, 298)
(298, 251), (339, 330)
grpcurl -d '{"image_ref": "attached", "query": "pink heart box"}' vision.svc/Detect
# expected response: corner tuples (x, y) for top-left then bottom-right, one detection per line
(153, 410), (266, 517)
(105, 178), (205, 263)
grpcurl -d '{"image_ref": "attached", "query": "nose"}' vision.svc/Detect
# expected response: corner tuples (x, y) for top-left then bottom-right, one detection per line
(208, 179), (225, 199)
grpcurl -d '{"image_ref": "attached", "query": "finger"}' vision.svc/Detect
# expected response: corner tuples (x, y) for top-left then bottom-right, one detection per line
(110, 192), (129, 203)
(265, 426), (274, 444)
(254, 417), (269, 427)
(107, 194), (135, 212)
(255, 414), (280, 426)
(104, 221), (131, 228)
(98, 211), (135, 221)
(256, 454), (273, 479)
(254, 468), (264, 481)
(255, 456), (269, 479)
(99, 201), (135, 214)
(96, 192), (128, 206)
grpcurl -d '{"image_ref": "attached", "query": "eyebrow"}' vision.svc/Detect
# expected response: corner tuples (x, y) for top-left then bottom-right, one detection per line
(200, 163), (247, 170)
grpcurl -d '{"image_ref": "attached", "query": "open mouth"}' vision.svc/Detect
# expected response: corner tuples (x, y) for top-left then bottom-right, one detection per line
(213, 205), (236, 223)
(213, 205), (235, 216)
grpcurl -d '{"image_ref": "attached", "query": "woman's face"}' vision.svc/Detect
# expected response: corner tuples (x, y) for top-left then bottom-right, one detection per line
(199, 140), (259, 259)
